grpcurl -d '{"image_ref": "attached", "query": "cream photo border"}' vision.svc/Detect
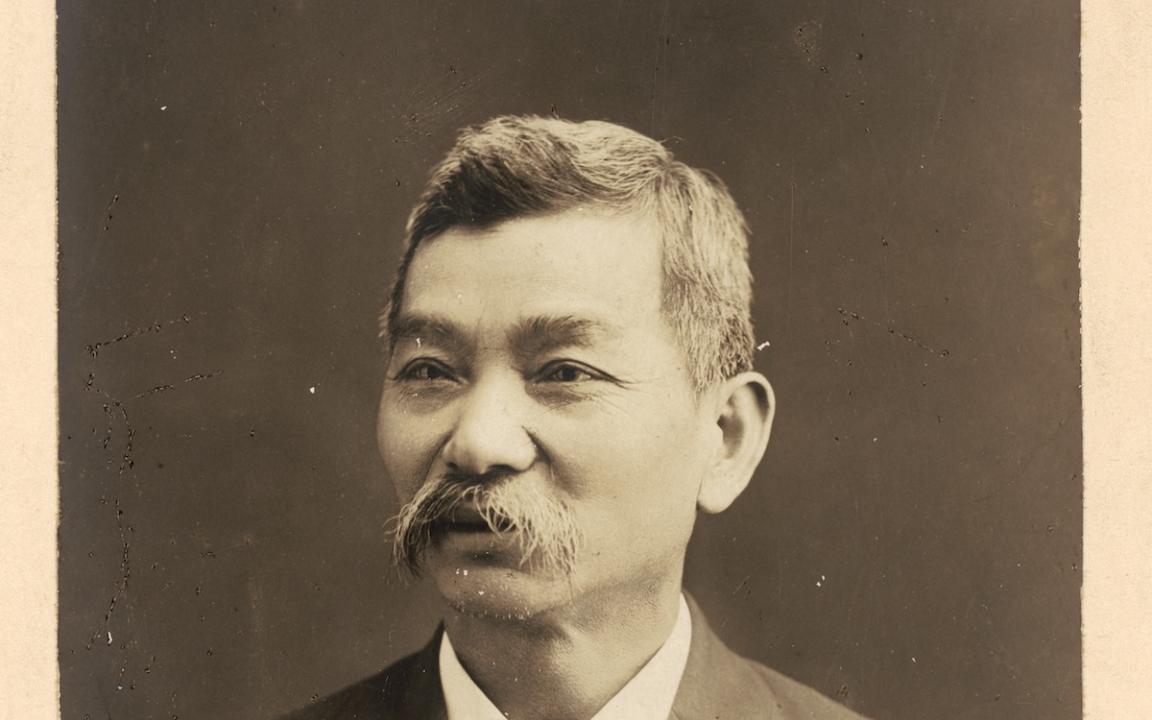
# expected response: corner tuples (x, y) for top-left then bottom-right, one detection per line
(2, 1), (1148, 716)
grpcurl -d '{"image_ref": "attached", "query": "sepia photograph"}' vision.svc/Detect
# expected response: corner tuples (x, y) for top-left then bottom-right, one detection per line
(46, 1), (1086, 718)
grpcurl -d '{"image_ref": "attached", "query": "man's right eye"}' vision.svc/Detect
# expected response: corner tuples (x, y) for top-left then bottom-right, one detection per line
(395, 359), (456, 382)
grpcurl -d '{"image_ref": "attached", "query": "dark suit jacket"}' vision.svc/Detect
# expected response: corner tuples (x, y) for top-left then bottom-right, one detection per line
(282, 596), (867, 719)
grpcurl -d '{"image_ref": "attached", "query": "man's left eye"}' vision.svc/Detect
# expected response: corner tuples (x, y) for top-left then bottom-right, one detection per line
(539, 362), (597, 383)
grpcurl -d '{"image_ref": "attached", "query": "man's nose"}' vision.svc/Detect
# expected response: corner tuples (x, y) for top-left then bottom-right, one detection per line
(442, 375), (536, 476)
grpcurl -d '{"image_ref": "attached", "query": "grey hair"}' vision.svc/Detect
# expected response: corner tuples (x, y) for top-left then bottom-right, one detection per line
(381, 115), (755, 390)
(391, 473), (584, 579)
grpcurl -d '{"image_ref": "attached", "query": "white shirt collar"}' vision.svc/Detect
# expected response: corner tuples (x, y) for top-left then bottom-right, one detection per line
(439, 594), (693, 720)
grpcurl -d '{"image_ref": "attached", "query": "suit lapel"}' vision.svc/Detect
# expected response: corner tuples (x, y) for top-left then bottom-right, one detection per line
(669, 595), (783, 720)
(389, 625), (448, 720)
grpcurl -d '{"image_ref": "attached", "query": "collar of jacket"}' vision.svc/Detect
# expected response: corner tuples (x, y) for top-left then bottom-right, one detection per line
(393, 592), (789, 720)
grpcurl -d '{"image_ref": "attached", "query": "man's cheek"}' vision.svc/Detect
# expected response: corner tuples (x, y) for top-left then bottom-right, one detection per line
(378, 431), (438, 495)
(380, 406), (434, 449)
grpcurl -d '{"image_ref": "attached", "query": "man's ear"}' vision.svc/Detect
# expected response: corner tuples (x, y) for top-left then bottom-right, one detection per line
(698, 372), (776, 514)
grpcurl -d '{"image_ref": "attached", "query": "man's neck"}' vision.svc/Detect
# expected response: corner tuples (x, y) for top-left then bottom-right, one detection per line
(442, 577), (684, 720)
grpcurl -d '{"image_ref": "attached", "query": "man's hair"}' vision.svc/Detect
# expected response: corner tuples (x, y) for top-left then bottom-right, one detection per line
(382, 115), (756, 390)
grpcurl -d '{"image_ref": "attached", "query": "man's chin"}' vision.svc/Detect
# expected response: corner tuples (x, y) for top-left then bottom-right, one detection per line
(426, 553), (578, 623)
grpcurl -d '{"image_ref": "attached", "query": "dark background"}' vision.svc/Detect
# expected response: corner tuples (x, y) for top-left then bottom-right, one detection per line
(58, 1), (1081, 718)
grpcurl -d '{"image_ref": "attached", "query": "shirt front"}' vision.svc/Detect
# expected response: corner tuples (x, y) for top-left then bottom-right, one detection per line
(438, 594), (693, 720)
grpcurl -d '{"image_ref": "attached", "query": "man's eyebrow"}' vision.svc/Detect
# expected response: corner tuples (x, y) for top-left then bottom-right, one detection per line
(509, 315), (618, 357)
(388, 314), (472, 355)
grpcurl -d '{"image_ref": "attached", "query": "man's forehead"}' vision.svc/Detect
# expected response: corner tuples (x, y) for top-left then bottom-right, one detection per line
(395, 210), (667, 340)
(405, 210), (664, 287)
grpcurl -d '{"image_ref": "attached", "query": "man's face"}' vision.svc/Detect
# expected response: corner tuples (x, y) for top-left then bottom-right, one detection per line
(377, 209), (720, 620)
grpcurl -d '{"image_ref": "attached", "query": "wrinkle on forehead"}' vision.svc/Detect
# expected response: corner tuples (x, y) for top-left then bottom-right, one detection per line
(389, 312), (623, 358)
(390, 209), (671, 357)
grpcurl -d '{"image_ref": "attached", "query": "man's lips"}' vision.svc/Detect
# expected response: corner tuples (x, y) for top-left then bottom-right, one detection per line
(440, 519), (492, 533)
(436, 506), (513, 534)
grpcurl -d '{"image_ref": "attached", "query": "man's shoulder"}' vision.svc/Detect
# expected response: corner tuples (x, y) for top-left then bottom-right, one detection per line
(280, 606), (869, 720)
(738, 655), (867, 720)
(279, 634), (444, 720)
(675, 597), (868, 720)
